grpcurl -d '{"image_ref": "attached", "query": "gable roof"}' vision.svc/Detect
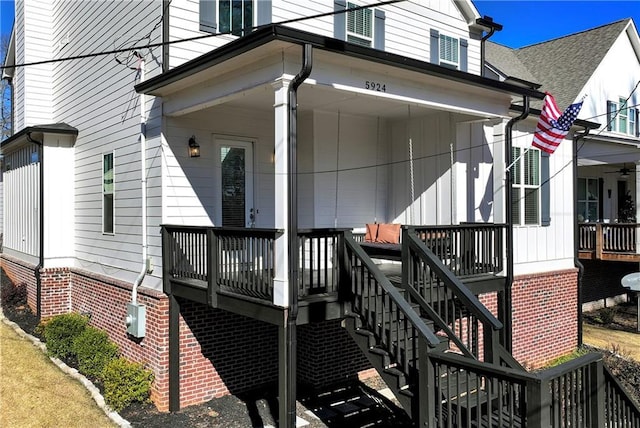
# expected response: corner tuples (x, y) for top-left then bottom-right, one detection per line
(486, 18), (633, 109)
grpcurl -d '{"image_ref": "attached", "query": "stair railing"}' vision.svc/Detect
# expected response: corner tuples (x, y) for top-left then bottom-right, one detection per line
(402, 228), (521, 368)
(344, 234), (441, 376)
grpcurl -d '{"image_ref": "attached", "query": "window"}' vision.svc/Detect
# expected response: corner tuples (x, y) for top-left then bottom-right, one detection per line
(103, 153), (114, 234)
(577, 178), (599, 222)
(430, 29), (467, 72)
(334, 1), (385, 50)
(511, 147), (541, 225)
(608, 97), (639, 136)
(200, 0), (271, 36)
(346, 2), (373, 47)
(439, 34), (459, 68)
(219, 0), (253, 36)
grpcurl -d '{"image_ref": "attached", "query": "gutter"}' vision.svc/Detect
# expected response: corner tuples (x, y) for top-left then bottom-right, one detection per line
(504, 95), (530, 352)
(135, 24), (545, 101)
(26, 132), (44, 321)
(573, 128), (591, 346)
(283, 43), (312, 428)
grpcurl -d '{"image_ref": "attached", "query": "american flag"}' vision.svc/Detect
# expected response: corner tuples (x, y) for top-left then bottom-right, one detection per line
(532, 93), (583, 154)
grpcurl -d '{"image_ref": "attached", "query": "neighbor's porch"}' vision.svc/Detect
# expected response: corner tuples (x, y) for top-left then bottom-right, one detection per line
(578, 222), (640, 262)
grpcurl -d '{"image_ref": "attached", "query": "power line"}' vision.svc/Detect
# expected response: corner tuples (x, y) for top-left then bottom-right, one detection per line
(0, 0), (406, 71)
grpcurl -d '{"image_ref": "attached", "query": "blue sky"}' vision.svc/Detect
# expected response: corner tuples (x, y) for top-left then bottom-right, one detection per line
(1, 1), (639, 47)
(475, 1), (640, 47)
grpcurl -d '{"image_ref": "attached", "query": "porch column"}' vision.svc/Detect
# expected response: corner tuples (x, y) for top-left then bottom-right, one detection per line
(273, 78), (291, 308)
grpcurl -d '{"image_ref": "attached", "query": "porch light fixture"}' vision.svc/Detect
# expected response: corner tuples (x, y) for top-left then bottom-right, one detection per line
(188, 136), (200, 158)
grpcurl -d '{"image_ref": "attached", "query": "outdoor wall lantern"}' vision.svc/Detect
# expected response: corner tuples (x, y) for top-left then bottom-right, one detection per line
(188, 136), (200, 158)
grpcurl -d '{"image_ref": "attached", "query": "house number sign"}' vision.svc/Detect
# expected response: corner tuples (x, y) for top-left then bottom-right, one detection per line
(365, 81), (387, 92)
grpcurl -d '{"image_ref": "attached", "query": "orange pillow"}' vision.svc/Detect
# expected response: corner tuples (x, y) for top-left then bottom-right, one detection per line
(376, 223), (401, 244)
(365, 223), (379, 242)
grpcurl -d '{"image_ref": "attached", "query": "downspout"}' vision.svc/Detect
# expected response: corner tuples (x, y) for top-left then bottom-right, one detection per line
(284, 43), (312, 427)
(573, 128), (590, 346)
(504, 96), (529, 352)
(125, 57), (148, 338)
(477, 16), (502, 78)
(26, 132), (43, 321)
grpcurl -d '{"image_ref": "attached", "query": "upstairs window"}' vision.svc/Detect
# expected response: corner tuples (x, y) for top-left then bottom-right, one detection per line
(608, 97), (639, 137)
(439, 34), (459, 68)
(346, 2), (373, 47)
(430, 29), (468, 72)
(511, 147), (541, 226)
(200, 0), (271, 35)
(103, 152), (114, 234)
(219, 0), (253, 36)
(334, 1), (385, 50)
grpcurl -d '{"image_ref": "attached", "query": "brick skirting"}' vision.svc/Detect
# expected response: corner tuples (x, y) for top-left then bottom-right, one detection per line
(511, 268), (579, 368)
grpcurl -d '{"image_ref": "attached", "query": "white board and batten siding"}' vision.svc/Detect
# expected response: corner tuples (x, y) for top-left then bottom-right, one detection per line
(510, 122), (576, 276)
(51, 1), (164, 288)
(3, 146), (40, 264)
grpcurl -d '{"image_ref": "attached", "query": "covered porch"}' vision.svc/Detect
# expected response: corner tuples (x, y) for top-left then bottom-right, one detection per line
(137, 24), (545, 424)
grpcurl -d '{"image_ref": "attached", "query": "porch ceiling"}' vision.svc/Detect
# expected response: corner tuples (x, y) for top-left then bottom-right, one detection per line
(578, 135), (640, 166)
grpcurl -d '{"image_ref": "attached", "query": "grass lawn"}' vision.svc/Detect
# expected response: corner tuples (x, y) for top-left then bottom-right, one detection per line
(0, 321), (116, 427)
(583, 323), (640, 362)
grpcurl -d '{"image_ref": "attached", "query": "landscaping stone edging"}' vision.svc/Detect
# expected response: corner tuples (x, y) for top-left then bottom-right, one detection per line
(0, 310), (132, 428)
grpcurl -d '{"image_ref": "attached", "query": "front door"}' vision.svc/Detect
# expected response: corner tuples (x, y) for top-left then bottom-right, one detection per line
(217, 139), (254, 227)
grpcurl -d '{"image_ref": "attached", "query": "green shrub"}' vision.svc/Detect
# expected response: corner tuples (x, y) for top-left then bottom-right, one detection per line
(43, 313), (89, 360)
(600, 307), (617, 325)
(72, 326), (119, 379)
(102, 357), (153, 411)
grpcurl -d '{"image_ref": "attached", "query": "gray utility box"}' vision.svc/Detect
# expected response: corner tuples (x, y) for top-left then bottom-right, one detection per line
(126, 302), (146, 338)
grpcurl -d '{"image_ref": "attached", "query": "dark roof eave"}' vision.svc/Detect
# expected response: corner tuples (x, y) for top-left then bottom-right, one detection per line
(1, 123), (79, 148)
(136, 24), (546, 100)
(510, 104), (600, 130)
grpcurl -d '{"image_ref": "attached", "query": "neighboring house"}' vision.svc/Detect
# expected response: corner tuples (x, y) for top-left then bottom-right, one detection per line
(486, 18), (640, 312)
(2, 1), (638, 426)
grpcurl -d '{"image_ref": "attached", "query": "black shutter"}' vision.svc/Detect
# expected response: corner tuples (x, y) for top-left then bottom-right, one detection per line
(636, 108), (640, 137)
(200, 0), (217, 33)
(460, 38), (468, 72)
(374, 9), (385, 50)
(430, 29), (439, 64)
(606, 100), (614, 131)
(334, 0), (346, 40)
(540, 150), (551, 226)
(257, 0), (272, 26)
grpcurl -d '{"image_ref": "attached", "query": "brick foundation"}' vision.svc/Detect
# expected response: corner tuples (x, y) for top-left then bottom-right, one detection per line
(511, 268), (579, 368)
(298, 319), (371, 388)
(1, 254), (38, 313)
(176, 299), (279, 407)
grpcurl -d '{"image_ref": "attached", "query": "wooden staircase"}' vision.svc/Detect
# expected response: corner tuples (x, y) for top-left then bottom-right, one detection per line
(342, 230), (640, 427)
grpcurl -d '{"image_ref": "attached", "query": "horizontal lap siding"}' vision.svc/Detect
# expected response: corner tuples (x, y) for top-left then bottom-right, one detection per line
(22, 0), (53, 126)
(170, 1), (481, 74)
(51, 1), (164, 287)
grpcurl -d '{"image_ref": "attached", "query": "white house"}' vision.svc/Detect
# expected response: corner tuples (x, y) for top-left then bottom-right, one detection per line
(3, 1), (637, 426)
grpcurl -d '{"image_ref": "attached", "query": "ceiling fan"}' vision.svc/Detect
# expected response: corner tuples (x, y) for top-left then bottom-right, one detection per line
(605, 164), (635, 178)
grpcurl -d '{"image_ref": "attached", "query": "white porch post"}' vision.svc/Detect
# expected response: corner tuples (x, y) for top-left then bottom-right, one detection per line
(273, 78), (291, 307)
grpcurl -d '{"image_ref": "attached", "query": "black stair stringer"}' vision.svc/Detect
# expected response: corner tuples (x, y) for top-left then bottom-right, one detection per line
(343, 315), (415, 416)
